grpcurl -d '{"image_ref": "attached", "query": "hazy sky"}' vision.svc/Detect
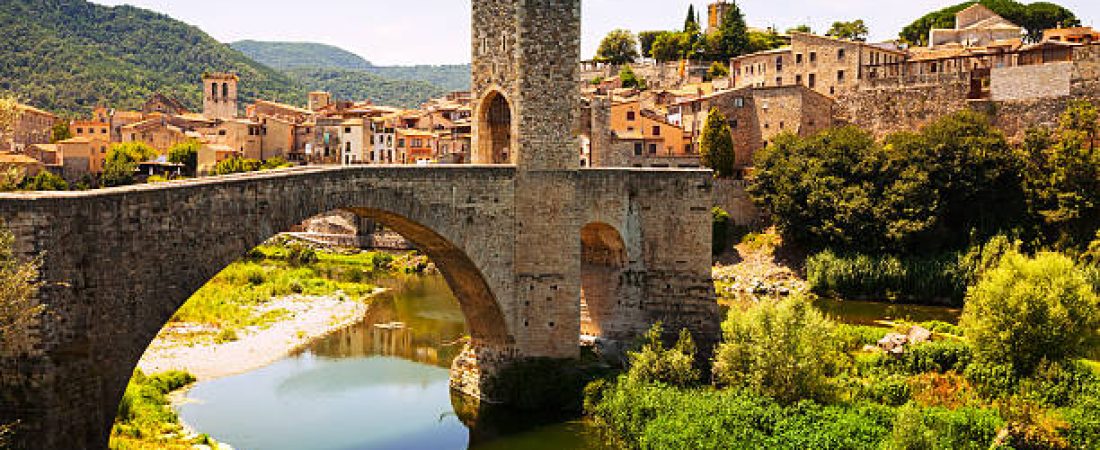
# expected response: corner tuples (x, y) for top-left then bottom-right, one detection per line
(90, 0), (1100, 66)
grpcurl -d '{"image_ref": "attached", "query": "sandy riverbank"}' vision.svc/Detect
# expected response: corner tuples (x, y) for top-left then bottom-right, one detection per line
(138, 292), (378, 381)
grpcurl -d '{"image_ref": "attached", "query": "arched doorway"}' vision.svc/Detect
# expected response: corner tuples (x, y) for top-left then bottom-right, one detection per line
(476, 91), (512, 164)
(580, 222), (641, 349)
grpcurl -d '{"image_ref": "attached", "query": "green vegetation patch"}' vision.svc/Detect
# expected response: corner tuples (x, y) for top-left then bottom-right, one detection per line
(110, 370), (206, 450)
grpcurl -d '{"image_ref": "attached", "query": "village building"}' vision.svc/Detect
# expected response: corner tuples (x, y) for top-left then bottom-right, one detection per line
(338, 118), (369, 165)
(370, 116), (397, 164)
(196, 143), (239, 175)
(120, 115), (187, 153)
(0, 152), (46, 178)
(1, 103), (57, 152)
(1044, 26), (1100, 44)
(142, 93), (190, 116)
(57, 137), (96, 177)
(396, 128), (435, 164)
(929, 4), (1024, 49)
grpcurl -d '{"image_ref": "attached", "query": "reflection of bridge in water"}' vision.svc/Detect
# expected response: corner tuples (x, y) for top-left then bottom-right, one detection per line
(0, 1), (720, 448)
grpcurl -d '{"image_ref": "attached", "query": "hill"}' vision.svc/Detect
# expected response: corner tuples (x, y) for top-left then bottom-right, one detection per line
(0, 0), (305, 116)
(367, 65), (471, 93)
(231, 40), (374, 71)
(900, 0), (1078, 45)
(285, 68), (448, 109)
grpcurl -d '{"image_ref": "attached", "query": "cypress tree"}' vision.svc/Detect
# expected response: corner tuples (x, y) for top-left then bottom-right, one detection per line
(700, 108), (736, 178)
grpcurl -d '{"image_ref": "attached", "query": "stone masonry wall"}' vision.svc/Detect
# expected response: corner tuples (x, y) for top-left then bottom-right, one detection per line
(991, 62), (1072, 101)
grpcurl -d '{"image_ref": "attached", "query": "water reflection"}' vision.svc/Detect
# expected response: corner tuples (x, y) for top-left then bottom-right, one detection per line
(177, 275), (602, 450)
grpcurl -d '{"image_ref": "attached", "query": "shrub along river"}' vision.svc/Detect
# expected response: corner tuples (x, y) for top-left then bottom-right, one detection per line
(177, 274), (960, 449)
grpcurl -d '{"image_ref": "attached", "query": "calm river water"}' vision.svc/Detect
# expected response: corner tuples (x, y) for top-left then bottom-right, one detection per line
(176, 275), (606, 450)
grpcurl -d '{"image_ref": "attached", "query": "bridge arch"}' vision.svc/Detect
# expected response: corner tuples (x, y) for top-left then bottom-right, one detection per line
(580, 221), (644, 346)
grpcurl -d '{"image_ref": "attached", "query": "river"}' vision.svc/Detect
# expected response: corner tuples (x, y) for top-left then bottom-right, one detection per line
(176, 275), (606, 450)
(177, 275), (961, 449)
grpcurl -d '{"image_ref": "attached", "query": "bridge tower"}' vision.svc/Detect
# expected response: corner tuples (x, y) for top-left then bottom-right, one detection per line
(471, 0), (580, 170)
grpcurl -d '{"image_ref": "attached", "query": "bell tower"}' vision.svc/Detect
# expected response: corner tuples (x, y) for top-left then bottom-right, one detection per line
(471, 0), (580, 170)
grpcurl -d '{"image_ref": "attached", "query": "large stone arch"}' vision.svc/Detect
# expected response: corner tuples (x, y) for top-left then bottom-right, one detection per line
(0, 167), (520, 449)
(580, 221), (643, 345)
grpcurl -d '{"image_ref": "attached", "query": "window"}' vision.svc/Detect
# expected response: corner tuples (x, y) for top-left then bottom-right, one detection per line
(626, 111), (636, 121)
(211, 83), (218, 97)
(795, 53), (803, 64)
(633, 143), (643, 156)
(222, 83), (229, 98)
(76, 128), (83, 134)
(344, 127), (352, 134)
(729, 119), (739, 129)
(838, 48), (846, 61)
(837, 70), (846, 83)
(102, 128), (107, 134)
(218, 130), (227, 136)
(779, 121), (785, 129)
(796, 75), (803, 85)
(810, 52), (817, 63)
(734, 97), (745, 108)
(808, 73), (816, 88)
(776, 77), (782, 86)
(776, 56), (784, 72)
(648, 143), (657, 155)
(652, 126), (661, 136)
(398, 138), (406, 148)
(684, 144), (692, 153)
(930, 63), (939, 73)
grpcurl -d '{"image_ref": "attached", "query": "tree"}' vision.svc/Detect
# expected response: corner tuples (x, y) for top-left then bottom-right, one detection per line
(21, 171), (68, 192)
(826, 20), (870, 41)
(0, 225), (44, 355)
(214, 157), (262, 175)
(626, 323), (700, 387)
(619, 65), (645, 90)
(637, 31), (664, 58)
(714, 295), (841, 403)
(700, 108), (735, 178)
(50, 122), (71, 143)
(651, 32), (690, 62)
(1022, 101), (1100, 251)
(101, 142), (157, 187)
(713, 1), (750, 60)
(0, 97), (22, 151)
(683, 5), (704, 60)
(596, 29), (639, 66)
(961, 252), (1100, 377)
(787, 24), (813, 34)
(707, 61), (730, 81)
(167, 139), (200, 176)
(745, 30), (787, 53)
(900, 1), (1079, 45)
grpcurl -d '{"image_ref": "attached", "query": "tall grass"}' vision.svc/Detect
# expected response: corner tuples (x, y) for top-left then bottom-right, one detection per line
(806, 250), (965, 305)
(172, 244), (386, 332)
(110, 370), (200, 450)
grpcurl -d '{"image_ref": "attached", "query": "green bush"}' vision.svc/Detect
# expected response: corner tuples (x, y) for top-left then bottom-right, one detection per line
(806, 250), (965, 304)
(882, 403), (1004, 450)
(588, 379), (895, 450)
(714, 296), (841, 403)
(1062, 379), (1100, 449)
(921, 320), (963, 337)
(897, 340), (973, 375)
(112, 370), (196, 443)
(1018, 360), (1099, 408)
(961, 252), (1100, 377)
(626, 324), (699, 387)
(836, 324), (888, 352)
(860, 374), (912, 407)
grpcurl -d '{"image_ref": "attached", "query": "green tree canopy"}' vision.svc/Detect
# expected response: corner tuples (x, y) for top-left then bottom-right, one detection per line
(826, 20), (870, 41)
(167, 140), (200, 176)
(50, 122), (72, 144)
(712, 1), (750, 60)
(700, 108), (735, 178)
(651, 32), (690, 62)
(707, 61), (730, 81)
(961, 252), (1100, 377)
(787, 24), (813, 34)
(21, 171), (68, 192)
(596, 29), (640, 65)
(637, 31), (664, 58)
(101, 142), (158, 187)
(1022, 101), (1100, 251)
(900, 0), (1079, 45)
(619, 65), (645, 90)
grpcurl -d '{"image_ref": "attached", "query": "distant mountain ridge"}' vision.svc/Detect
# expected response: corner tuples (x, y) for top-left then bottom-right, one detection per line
(0, 0), (305, 116)
(231, 40), (374, 71)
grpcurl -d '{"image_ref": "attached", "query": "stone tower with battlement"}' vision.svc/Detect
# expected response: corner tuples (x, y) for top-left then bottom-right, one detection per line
(203, 72), (239, 120)
(471, 0), (580, 170)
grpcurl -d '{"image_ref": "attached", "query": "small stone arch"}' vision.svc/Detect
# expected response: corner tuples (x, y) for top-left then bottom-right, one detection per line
(475, 90), (513, 164)
(580, 222), (642, 344)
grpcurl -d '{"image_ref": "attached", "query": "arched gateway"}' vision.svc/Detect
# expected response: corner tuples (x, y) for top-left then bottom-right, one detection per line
(0, 1), (720, 448)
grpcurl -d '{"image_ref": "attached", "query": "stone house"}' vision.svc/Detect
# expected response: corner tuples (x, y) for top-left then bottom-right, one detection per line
(142, 93), (190, 116)
(57, 137), (95, 177)
(1, 103), (57, 152)
(68, 121), (111, 172)
(120, 115), (187, 153)
(1044, 27), (1100, 44)
(396, 128), (435, 164)
(929, 4), (1023, 49)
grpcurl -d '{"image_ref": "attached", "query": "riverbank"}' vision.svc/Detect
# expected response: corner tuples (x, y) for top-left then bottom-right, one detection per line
(138, 292), (377, 381)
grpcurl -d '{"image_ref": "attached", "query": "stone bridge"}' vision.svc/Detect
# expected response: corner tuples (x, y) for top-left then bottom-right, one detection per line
(0, 1), (720, 448)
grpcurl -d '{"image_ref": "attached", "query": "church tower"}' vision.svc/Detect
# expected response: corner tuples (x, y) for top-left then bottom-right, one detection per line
(471, 0), (580, 170)
(202, 72), (239, 120)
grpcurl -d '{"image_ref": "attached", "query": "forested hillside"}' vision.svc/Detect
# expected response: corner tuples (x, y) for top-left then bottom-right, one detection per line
(286, 68), (448, 108)
(231, 40), (374, 71)
(0, 0), (305, 116)
(367, 65), (471, 93)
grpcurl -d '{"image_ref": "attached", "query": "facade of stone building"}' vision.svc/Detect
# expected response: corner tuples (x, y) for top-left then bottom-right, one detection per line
(142, 93), (190, 116)
(1, 103), (56, 152)
(731, 32), (906, 98)
(929, 4), (1023, 49)
(120, 116), (188, 153)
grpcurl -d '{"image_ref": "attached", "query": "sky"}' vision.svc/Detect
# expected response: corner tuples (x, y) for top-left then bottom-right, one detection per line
(90, 0), (1100, 66)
